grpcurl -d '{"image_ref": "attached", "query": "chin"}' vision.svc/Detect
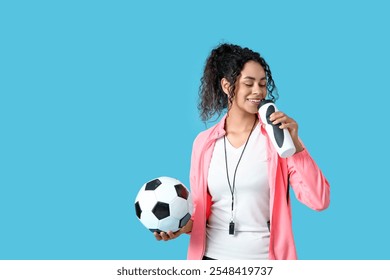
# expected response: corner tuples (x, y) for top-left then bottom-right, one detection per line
(246, 108), (259, 115)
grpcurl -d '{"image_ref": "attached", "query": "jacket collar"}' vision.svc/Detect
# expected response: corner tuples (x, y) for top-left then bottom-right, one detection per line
(209, 114), (227, 140)
(210, 113), (264, 140)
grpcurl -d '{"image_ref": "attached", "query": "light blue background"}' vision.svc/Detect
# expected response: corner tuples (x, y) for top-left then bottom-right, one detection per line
(1, 0), (389, 260)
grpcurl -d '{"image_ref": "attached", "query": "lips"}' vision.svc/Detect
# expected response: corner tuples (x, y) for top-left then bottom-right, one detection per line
(247, 98), (261, 105)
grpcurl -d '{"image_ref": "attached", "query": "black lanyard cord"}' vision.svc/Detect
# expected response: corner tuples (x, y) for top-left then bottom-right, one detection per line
(223, 117), (257, 235)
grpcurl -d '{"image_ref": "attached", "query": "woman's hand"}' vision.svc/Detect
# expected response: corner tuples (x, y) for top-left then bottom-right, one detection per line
(153, 219), (193, 241)
(269, 111), (304, 153)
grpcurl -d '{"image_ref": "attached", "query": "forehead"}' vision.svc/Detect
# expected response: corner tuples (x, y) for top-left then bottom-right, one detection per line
(240, 61), (265, 79)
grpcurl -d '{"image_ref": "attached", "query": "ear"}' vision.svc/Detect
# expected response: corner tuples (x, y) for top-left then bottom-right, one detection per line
(221, 78), (231, 96)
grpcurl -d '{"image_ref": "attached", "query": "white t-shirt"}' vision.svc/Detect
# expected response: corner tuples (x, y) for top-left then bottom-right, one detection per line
(205, 125), (270, 259)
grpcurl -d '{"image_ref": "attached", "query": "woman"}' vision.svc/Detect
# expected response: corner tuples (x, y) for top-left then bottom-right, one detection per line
(154, 43), (330, 260)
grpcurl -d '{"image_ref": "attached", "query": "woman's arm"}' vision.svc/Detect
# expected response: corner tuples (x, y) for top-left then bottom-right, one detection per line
(287, 148), (330, 211)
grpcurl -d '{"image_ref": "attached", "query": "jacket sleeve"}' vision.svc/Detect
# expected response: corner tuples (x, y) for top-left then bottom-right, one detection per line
(286, 146), (330, 211)
(189, 134), (212, 223)
(190, 135), (203, 220)
(189, 137), (199, 222)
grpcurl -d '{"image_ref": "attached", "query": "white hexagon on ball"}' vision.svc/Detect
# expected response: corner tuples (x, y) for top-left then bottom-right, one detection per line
(154, 183), (178, 204)
(170, 197), (188, 219)
(140, 211), (159, 230)
(159, 216), (180, 233)
(187, 193), (193, 215)
(136, 189), (157, 211)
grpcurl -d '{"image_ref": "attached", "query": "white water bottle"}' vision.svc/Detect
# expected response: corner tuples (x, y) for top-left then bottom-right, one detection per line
(259, 100), (296, 158)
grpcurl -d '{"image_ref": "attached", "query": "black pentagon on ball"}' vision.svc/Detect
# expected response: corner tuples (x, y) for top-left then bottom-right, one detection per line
(149, 229), (162, 234)
(179, 213), (191, 228)
(145, 178), (162, 191)
(174, 184), (189, 199)
(152, 201), (170, 220)
(135, 201), (142, 219)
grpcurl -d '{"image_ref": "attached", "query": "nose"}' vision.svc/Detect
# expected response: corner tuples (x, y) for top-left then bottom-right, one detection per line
(253, 84), (266, 98)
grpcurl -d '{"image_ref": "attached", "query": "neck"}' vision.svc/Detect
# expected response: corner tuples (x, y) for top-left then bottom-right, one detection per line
(225, 110), (257, 134)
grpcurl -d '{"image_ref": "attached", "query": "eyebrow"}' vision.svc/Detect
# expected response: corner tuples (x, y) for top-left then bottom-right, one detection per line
(243, 76), (266, 81)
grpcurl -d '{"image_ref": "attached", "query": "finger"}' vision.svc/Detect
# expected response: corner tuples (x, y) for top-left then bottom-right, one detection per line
(269, 111), (285, 121)
(160, 232), (170, 241)
(154, 232), (163, 241)
(167, 230), (177, 239)
(279, 122), (297, 130)
(272, 116), (289, 125)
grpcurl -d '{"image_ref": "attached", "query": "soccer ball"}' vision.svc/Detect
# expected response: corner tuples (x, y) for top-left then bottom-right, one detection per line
(134, 176), (193, 233)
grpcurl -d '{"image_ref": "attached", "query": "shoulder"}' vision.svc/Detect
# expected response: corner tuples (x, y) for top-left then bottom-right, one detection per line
(192, 116), (226, 151)
(192, 124), (216, 149)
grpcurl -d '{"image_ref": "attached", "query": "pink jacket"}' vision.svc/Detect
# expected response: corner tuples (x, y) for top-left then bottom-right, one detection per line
(187, 114), (330, 260)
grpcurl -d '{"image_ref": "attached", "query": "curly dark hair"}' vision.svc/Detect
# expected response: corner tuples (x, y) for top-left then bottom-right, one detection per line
(198, 43), (278, 121)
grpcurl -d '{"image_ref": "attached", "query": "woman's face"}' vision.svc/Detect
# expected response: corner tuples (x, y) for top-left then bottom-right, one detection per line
(224, 60), (267, 115)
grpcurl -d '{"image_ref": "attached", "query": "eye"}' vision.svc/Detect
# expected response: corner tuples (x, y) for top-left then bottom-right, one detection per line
(244, 83), (253, 87)
(259, 83), (267, 88)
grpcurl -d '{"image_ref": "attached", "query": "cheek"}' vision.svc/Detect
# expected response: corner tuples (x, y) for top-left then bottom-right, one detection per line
(236, 90), (248, 101)
(234, 94), (246, 105)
